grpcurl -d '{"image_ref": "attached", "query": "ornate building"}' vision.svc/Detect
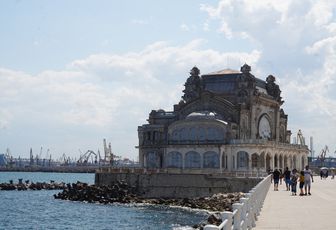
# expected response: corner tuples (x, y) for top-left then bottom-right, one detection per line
(137, 64), (308, 172)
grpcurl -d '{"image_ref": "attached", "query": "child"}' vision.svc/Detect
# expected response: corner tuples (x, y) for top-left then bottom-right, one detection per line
(291, 169), (298, 196)
(299, 170), (305, 196)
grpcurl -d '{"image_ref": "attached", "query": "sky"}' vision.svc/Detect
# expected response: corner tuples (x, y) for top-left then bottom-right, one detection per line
(0, 0), (336, 161)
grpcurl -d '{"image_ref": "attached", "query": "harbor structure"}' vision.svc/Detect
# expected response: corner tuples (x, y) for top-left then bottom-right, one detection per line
(137, 64), (309, 172)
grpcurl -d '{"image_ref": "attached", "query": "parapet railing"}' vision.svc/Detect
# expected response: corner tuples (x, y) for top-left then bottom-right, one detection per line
(204, 174), (272, 230)
(230, 139), (308, 150)
(96, 167), (268, 178)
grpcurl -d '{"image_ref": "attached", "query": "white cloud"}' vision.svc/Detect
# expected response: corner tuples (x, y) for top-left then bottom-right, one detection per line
(0, 40), (260, 158)
(201, 0), (336, 154)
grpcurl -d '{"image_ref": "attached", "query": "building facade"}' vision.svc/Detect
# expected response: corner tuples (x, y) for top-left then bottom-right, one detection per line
(137, 64), (309, 173)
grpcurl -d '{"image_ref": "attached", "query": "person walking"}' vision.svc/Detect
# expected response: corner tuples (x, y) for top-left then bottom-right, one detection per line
(272, 168), (281, 191)
(331, 170), (335, 179)
(291, 169), (298, 196)
(299, 171), (305, 196)
(304, 165), (314, 195)
(284, 167), (291, 191)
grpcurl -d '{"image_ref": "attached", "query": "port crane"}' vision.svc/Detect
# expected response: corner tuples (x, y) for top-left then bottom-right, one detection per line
(317, 145), (329, 165)
(60, 153), (71, 166)
(77, 150), (98, 165)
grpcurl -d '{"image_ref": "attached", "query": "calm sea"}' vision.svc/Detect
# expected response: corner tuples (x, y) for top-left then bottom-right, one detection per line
(0, 172), (207, 230)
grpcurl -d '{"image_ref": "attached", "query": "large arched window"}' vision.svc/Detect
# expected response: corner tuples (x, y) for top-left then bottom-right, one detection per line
(258, 115), (271, 140)
(237, 151), (249, 169)
(185, 151), (201, 168)
(146, 152), (160, 168)
(165, 151), (182, 168)
(203, 151), (219, 168)
(274, 154), (278, 168)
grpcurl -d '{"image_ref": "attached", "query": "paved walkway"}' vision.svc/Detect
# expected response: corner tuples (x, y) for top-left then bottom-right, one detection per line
(254, 178), (336, 230)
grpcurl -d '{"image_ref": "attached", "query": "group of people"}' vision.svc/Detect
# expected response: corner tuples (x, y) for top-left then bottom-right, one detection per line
(271, 165), (314, 196)
(320, 169), (335, 179)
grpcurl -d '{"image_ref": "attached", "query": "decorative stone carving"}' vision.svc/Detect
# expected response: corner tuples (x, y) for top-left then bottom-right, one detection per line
(240, 63), (251, 73)
(237, 64), (256, 104)
(266, 75), (282, 102)
(240, 114), (249, 140)
(182, 66), (202, 103)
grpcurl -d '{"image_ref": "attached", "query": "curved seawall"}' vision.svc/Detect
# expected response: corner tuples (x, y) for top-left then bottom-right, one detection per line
(95, 172), (261, 198)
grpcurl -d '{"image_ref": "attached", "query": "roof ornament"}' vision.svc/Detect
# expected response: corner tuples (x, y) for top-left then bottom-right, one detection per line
(240, 63), (251, 73)
(190, 66), (200, 76)
(182, 66), (202, 103)
(266, 75), (282, 103)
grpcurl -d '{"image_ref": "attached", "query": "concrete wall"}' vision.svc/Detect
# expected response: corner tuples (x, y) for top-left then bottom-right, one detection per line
(95, 172), (261, 198)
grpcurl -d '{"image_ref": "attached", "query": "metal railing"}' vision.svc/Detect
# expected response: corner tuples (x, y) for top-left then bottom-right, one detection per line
(204, 174), (272, 230)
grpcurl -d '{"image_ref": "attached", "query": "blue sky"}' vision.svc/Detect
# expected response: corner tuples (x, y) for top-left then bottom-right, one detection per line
(1, 0), (336, 160)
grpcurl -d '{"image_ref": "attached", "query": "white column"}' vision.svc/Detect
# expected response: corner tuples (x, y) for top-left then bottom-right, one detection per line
(271, 153), (274, 170)
(143, 152), (147, 168)
(248, 153), (252, 171)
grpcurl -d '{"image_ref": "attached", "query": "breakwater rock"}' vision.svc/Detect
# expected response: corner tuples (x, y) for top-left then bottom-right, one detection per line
(54, 181), (244, 229)
(54, 181), (244, 211)
(54, 181), (138, 203)
(0, 181), (66, 191)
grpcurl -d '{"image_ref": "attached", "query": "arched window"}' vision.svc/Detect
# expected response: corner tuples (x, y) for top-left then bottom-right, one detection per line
(284, 155), (288, 168)
(165, 151), (182, 168)
(185, 151), (201, 168)
(146, 152), (160, 168)
(258, 115), (271, 140)
(237, 151), (249, 169)
(198, 127), (206, 141)
(203, 151), (219, 168)
(274, 154), (278, 168)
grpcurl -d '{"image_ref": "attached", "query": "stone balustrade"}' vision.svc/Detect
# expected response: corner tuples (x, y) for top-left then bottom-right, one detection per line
(204, 174), (271, 230)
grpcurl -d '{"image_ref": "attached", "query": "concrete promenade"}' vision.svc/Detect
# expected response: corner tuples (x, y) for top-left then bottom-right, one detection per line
(254, 178), (336, 230)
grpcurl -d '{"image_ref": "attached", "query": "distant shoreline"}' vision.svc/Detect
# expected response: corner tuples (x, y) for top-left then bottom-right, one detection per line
(0, 166), (98, 173)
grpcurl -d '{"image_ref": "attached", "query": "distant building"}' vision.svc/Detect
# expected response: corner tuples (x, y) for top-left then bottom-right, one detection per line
(0, 154), (7, 166)
(137, 64), (308, 172)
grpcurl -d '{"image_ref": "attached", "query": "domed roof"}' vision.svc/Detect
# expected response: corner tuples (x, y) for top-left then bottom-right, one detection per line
(185, 111), (228, 125)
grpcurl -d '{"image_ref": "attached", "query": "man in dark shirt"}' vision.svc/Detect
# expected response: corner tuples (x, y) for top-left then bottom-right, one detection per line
(272, 168), (281, 191)
(284, 167), (291, 191)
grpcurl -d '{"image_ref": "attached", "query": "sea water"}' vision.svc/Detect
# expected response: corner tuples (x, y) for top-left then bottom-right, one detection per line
(0, 172), (208, 230)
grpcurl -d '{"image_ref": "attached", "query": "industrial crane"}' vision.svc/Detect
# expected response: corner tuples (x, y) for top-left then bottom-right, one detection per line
(317, 145), (329, 164)
(60, 153), (71, 166)
(77, 150), (98, 165)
